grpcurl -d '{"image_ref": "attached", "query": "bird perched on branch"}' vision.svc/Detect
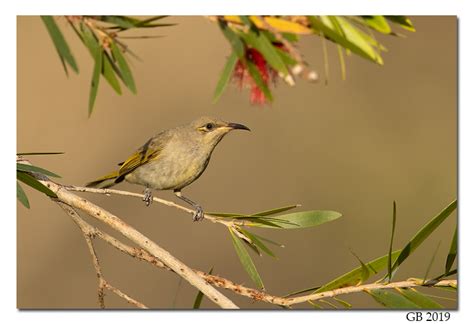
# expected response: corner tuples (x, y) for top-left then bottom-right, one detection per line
(86, 116), (250, 221)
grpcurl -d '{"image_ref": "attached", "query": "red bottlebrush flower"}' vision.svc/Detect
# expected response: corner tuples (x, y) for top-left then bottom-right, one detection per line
(232, 47), (279, 105)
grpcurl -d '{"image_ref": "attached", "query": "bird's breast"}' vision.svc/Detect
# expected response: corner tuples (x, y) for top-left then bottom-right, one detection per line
(126, 144), (212, 190)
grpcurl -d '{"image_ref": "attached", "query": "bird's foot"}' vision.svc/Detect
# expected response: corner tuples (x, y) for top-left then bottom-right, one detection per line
(192, 206), (204, 222)
(143, 188), (153, 207)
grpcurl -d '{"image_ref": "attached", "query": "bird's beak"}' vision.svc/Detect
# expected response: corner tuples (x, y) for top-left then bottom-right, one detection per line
(226, 122), (251, 131)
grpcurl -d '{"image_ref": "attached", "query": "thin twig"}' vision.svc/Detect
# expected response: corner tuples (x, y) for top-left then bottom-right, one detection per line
(16, 157), (238, 309)
(17, 158), (457, 309)
(57, 202), (148, 309)
(67, 186), (251, 227)
(54, 200), (458, 308)
(283, 279), (457, 306)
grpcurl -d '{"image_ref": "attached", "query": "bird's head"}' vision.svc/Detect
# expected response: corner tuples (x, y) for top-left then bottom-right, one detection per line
(189, 116), (250, 147)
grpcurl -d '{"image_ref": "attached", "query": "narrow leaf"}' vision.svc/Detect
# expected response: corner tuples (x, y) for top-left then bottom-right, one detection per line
(89, 46), (103, 116)
(309, 16), (383, 65)
(102, 52), (122, 94)
(423, 241), (442, 283)
(388, 201), (397, 281)
(390, 200), (457, 275)
(367, 289), (420, 309)
(386, 16), (416, 32)
(239, 30), (290, 76)
(350, 250), (370, 285)
(229, 228), (264, 289)
(252, 233), (285, 248)
(17, 182), (30, 209)
(319, 299), (338, 309)
(240, 228), (277, 258)
(218, 20), (245, 58)
(361, 16), (391, 34)
(110, 41), (137, 93)
(17, 163), (61, 178)
(213, 51), (238, 103)
(206, 211), (248, 217)
(193, 267), (213, 309)
(275, 47), (297, 66)
(251, 210), (341, 229)
(258, 16), (312, 35)
(333, 297), (352, 308)
(445, 225), (457, 274)
(251, 204), (300, 216)
(41, 16), (79, 74)
(315, 250), (402, 293)
(245, 59), (273, 102)
(17, 171), (57, 198)
(397, 288), (443, 309)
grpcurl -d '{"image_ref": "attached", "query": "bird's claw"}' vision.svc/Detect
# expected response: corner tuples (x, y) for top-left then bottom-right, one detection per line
(192, 206), (204, 222)
(143, 188), (153, 207)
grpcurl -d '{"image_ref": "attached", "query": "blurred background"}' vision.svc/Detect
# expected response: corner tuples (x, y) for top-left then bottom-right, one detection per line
(17, 16), (457, 309)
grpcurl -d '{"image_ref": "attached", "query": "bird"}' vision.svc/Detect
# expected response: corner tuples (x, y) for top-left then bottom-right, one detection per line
(86, 116), (251, 221)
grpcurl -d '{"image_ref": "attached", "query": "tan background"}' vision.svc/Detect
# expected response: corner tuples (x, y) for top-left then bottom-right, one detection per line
(17, 16), (457, 309)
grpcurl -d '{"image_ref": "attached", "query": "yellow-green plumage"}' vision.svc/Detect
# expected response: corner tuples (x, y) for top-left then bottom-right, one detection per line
(86, 116), (250, 221)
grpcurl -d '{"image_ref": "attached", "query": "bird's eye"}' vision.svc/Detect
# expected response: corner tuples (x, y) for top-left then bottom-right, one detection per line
(205, 123), (214, 130)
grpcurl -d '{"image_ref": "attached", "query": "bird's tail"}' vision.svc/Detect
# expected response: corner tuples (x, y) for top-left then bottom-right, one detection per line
(86, 171), (120, 188)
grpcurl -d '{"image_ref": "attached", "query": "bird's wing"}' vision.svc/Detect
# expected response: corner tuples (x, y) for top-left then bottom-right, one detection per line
(117, 134), (166, 179)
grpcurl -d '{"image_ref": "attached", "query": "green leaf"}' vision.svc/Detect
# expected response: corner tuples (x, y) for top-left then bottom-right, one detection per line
(333, 297), (352, 308)
(218, 20), (245, 58)
(315, 250), (402, 293)
(244, 59), (273, 102)
(361, 16), (391, 34)
(251, 210), (341, 229)
(275, 47), (297, 66)
(397, 288), (443, 309)
(17, 171), (57, 198)
(193, 267), (213, 309)
(386, 16), (416, 32)
(99, 16), (137, 29)
(41, 16), (79, 74)
(229, 228), (264, 289)
(388, 201), (397, 281)
(110, 41), (137, 94)
(239, 30), (290, 76)
(251, 204), (300, 216)
(213, 52), (238, 103)
(17, 152), (64, 155)
(17, 182), (30, 209)
(252, 233), (285, 248)
(89, 46), (103, 116)
(350, 250), (370, 285)
(206, 211), (248, 217)
(309, 16), (383, 65)
(423, 241), (442, 283)
(445, 225), (457, 274)
(390, 200), (457, 275)
(102, 52), (122, 94)
(239, 228), (277, 258)
(367, 289), (420, 309)
(319, 299), (338, 309)
(16, 163), (61, 178)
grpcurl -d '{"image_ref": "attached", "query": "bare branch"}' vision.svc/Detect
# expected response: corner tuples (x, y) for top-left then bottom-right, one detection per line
(57, 202), (148, 309)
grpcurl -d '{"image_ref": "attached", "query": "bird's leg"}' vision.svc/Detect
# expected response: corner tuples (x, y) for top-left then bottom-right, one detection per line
(173, 189), (204, 221)
(143, 187), (153, 206)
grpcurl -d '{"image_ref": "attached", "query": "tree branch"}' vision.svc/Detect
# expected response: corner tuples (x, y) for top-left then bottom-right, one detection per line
(57, 202), (148, 308)
(283, 279), (457, 306)
(18, 158), (456, 309)
(67, 185), (252, 227)
(16, 156), (238, 309)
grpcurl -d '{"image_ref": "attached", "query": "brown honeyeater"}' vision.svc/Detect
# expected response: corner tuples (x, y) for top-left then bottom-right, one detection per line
(86, 116), (250, 221)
